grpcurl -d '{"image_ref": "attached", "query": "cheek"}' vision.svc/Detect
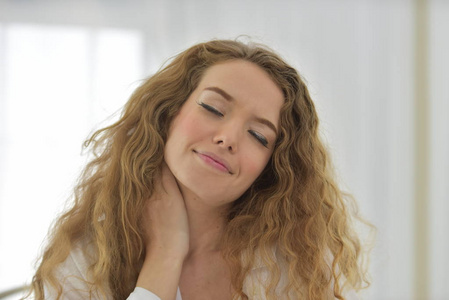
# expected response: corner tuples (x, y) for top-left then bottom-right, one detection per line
(241, 151), (271, 181)
(180, 118), (202, 137)
(172, 107), (212, 139)
(169, 113), (201, 143)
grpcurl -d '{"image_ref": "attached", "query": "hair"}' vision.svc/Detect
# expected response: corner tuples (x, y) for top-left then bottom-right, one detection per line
(29, 39), (371, 300)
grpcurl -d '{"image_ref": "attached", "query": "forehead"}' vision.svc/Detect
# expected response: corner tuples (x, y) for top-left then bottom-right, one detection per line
(196, 60), (284, 121)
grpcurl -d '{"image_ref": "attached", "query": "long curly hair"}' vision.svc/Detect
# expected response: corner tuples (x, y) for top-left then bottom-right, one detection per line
(29, 39), (370, 299)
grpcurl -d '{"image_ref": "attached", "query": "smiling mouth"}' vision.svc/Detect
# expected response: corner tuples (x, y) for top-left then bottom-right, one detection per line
(193, 150), (233, 175)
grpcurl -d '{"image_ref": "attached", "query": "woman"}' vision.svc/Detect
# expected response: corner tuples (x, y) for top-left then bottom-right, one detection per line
(29, 39), (370, 299)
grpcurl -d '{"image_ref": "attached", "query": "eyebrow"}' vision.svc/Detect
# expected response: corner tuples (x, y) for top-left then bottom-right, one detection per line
(203, 86), (278, 135)
(204, 86), (234, 101)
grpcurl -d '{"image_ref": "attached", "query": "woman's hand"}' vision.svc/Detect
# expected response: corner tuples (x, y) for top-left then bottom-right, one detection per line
(136, 162), (189, 300)
(144, 162), (190, 258)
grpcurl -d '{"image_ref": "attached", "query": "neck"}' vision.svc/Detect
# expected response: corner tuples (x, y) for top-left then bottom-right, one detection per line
(179, 184), (231, 257)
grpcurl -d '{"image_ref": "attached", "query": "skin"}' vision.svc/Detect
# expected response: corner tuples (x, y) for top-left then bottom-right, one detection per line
(136, 60), (284, 300)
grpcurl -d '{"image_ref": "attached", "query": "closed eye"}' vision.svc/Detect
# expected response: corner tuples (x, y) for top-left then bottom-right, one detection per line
(249, 130), (268, 148)
(199, 102), (224, 117)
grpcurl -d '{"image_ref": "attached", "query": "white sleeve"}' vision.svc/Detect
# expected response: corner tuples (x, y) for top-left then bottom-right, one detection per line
(44, 243), (168, 300)
(44, 245), (102, 299)
(126, 287), (161, 300)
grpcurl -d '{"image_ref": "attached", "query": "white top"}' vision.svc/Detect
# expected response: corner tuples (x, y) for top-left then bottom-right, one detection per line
(44, 241), (359, 299)
(128, 287), (179, 300)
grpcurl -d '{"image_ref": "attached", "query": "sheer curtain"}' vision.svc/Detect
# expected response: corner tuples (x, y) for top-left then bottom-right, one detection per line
(0, 1), (447, 299)
(0, 23), (144, 298)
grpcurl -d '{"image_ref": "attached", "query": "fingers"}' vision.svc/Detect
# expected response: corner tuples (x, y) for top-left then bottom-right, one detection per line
(143, 162), (190, 259)
(159, 162), (180, 196)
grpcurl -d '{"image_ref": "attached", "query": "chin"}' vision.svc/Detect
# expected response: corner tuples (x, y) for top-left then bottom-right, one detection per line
(178, 178), (239, 205)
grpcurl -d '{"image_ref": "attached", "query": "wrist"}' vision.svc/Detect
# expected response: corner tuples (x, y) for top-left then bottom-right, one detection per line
(146, 242), (188, 261)
(136, 250), (184, 299)
(144, 248), (185, 268)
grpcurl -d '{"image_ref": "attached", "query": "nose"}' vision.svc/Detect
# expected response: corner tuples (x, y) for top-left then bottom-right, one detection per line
(212, 125), (240, 152)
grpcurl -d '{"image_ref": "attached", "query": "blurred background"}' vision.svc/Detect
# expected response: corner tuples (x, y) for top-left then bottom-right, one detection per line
(0, 0), (447, 299)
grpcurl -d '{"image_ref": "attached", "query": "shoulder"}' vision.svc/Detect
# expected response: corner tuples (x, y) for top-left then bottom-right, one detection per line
(241, 247), (301, 299)
(58, 239), (94, 277)
(45, 240), (165, 300)
(45, 239), (108, 299)
(242, 247), (360, 300)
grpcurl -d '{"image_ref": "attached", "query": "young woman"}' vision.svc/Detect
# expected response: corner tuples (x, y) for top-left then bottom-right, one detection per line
(29, 39), (370, 300)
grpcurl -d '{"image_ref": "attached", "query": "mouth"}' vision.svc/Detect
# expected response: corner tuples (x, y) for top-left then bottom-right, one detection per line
(193, 150), (233, 175)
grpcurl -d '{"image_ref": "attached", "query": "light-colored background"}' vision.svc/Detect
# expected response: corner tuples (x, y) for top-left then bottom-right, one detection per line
(0, 0), (447, 299)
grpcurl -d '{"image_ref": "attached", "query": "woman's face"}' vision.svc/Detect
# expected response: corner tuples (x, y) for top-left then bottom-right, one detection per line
(164, 59), (284, 207)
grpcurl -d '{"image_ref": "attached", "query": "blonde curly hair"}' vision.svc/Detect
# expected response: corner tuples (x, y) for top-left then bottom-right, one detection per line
(29, 39), (371, 299)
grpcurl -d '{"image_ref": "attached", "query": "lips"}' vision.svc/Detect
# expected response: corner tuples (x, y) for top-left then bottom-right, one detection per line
(193, 150), (233, 174)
